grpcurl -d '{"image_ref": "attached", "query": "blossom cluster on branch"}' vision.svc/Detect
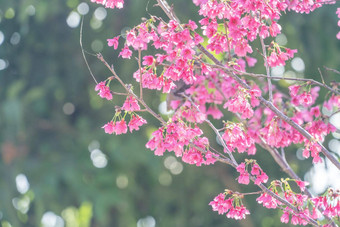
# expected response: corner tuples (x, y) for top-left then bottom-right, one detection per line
(86, 0), (340, 226)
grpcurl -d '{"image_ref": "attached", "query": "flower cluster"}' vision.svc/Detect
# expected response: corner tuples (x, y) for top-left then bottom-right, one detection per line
(91, 0), (124, 9)
(95, 81), (113, 100)
(256, 179), (316, 225)
(89, 0), (340, 225)
(267, 43), (297, 67)
(289, 84), (319, 107)
(223, 87), (260, 119)
(236, 161), (268, 185)
(102, 114), (147, 135)
(209, 192), (250, 220)
(312, 188), (340, 219)
(146, 119), (216, 166)
(222, 122), (256, 155)
(256, 192), (282, 209)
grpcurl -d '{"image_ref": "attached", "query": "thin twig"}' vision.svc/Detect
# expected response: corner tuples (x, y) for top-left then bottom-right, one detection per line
(324, 66), (340, 75)
(97, 53), (166, 125)
(138, 48), (143, 99)
(210, 64), (340, 96)
(80, 17), (98, 84)
(260, 37), (273, 102)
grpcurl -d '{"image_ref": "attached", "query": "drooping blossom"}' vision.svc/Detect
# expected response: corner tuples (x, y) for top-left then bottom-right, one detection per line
(122, 96), (140, 112)
(128, 115), (147, 132)
(95, 81), (112, 100)
(115, 119), (128, 135)
(102, 121), (115, 134)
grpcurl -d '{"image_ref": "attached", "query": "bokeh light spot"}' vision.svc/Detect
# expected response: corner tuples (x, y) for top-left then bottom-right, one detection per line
(25, 5), (36, 16)
(116, 174), (128, 189)
(90, 149), (107, 168)
(88, 140), (100, 152)
(94, 7), (107, 21)
(271, 66), (285, 78)
(5, 8), (15, 19)
(137, 216), (156, 227)
(158, 172), (172, 186)
(77, 3), (89, 15)
(0, 59), (8, 70)
(275, 33), (288, 46)
(16, 174), (30, 194)
(0, 31), (4, 45)
(41, 212), (64, 227)
(291, 57), (305, 72)
(66, 11), (80, 28)
(91, 39), (103, 52)
(10, 32), (20, 45)
(62, 102), (75, 115)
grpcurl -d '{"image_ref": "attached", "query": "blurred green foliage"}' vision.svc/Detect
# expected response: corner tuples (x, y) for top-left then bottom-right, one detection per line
(0, 0), (339, 227)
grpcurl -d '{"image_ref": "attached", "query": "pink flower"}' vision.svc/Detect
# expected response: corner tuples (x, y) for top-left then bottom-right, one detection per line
(299, 92), (313, 106)
(98, 87), (113, 100)
(187, 20), (198, 30)
(295, 180), (309, 192)
(142, 55), (154, 66)
(285, 48), (297, 58)
(288, 84), (300, 97)
(206, 106), (223, 119)
(119, 46), (132, 59)
(245, 56), (257, 67)
(182, 48), (194, 59)
(128, 115), (147, 132)
(115, 119), (128, 135)
(238, 172), (250, 185)
(254, 172), (268, 185)
(291, 215), (299, 225)
(209, 194), (232, 215)
(226, 205), (250, 220)
(107, 37), (119, 49)
(95, 81), (106, 91)
(91, 0), (124, 9)
(257, 193), (279, 209)
(310, 106), (321, 118)
(102, 121), (115, 134)
(122, 96), (140, 112)
(95, 81), (112, 100)
(236, 162), (246, 173)
(251, 164), (260, 175)
(280, 211), (290, 223)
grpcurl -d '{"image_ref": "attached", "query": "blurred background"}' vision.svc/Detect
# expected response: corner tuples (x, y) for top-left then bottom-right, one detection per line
(0, 0), (339, 226)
